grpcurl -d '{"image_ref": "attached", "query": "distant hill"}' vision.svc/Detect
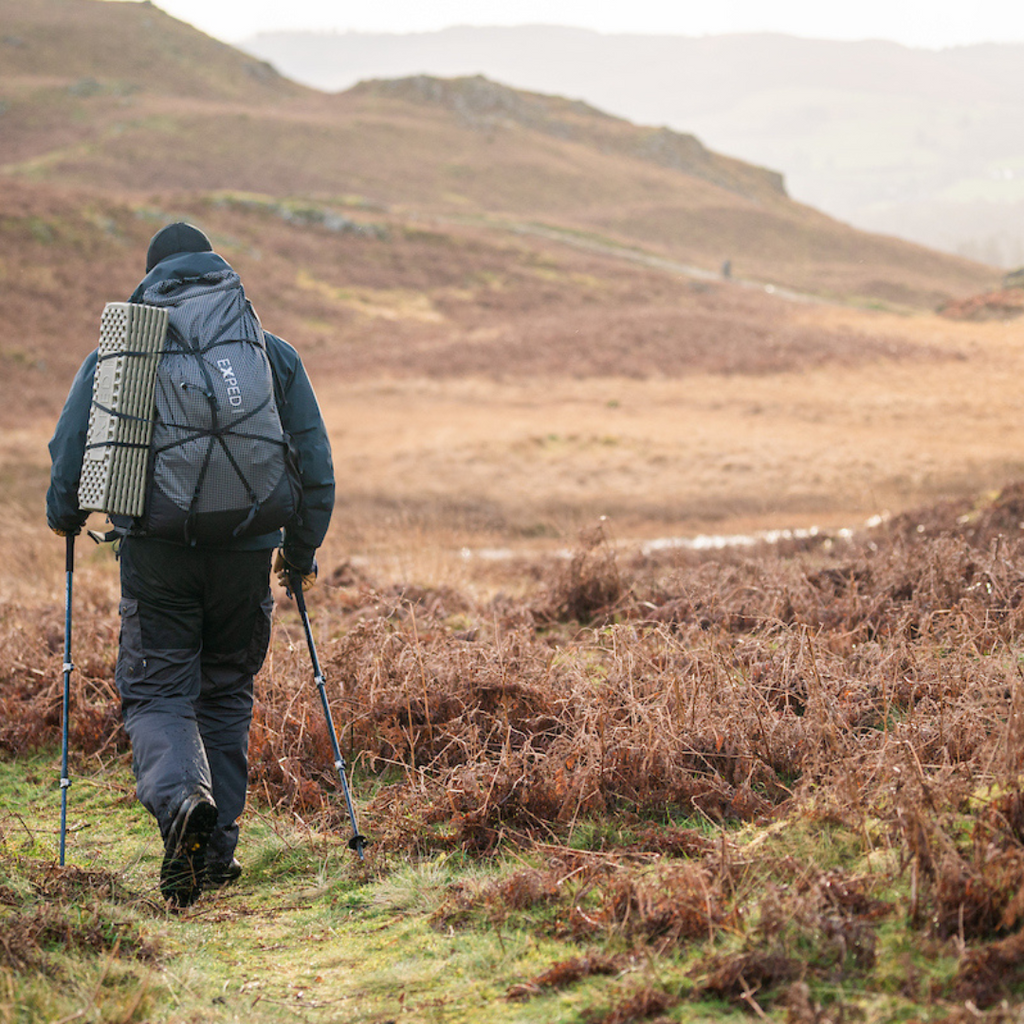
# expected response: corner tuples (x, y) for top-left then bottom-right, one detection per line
(240, 26), (1024, 267)
(0, 0), (1001, 429)
(0, 1), (996, 313)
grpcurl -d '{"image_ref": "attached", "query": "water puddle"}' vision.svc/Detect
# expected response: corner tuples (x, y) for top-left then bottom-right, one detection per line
(458, 515), (887, 562)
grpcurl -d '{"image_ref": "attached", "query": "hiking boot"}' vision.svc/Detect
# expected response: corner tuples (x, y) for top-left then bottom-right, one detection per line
(205, 857), (243, 889)
(161, 793), (217, 908)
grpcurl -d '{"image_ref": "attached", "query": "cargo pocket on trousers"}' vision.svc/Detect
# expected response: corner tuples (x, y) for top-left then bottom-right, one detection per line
(115, 598), (144, 690)
(242, 593), (274, 676)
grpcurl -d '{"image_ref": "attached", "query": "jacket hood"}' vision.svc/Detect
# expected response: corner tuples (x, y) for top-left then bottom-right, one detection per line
(130, 251), (234, 303)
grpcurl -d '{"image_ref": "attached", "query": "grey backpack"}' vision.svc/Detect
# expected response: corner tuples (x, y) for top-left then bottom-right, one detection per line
(127, 268), (300, 545)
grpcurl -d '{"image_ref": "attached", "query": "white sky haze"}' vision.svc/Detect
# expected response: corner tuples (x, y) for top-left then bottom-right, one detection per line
(146, 0), (1024, 49)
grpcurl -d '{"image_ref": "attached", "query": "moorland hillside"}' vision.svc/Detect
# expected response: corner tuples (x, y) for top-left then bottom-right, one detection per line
(244, 25), (1024, 265)
(0, 0), (1014, 543)
(0, 0), (997, 317)
(0, 0), (302, 101)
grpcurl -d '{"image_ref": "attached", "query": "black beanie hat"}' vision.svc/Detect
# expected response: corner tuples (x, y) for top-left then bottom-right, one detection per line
(145, 222), (213, 272)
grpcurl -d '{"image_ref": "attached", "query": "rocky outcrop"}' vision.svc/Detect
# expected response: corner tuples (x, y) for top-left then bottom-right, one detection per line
(353, 74), (787, 203)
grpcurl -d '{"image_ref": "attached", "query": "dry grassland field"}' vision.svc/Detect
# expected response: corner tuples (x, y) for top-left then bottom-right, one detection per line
(7, 237), (1024, 590)
(0, 185), (1015, 582)
(315, 304), (1024, 555)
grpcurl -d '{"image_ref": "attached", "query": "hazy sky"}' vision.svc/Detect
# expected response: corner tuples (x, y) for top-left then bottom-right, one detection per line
(149, 0), (1024, 49)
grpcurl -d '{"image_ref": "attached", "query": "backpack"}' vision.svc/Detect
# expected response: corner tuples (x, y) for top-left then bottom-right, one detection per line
(127, 268), (301, 545)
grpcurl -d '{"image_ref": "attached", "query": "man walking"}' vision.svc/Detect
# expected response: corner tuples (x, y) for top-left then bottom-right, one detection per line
(47, 222), (335, 907)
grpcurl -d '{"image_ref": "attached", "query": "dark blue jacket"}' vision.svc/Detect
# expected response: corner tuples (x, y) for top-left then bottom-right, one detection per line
(46, 252), (334, 572)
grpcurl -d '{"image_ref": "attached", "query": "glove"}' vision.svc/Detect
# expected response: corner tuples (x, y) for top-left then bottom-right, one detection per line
(50, 524), (80, 538)
(274, 550), (318, 593)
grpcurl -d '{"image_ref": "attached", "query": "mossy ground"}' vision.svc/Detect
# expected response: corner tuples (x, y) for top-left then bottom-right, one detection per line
(0, 751), (993, 1024)
(0, 755), (656, 1024)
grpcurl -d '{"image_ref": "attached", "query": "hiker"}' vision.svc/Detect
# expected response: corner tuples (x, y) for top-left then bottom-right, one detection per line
(46, 222), (335, 907)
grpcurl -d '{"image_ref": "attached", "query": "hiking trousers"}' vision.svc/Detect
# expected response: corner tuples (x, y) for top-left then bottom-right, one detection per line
(115, 537), (274, 867)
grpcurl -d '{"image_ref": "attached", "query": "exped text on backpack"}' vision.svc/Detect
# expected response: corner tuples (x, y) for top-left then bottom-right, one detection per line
(128, 268), (300, 545)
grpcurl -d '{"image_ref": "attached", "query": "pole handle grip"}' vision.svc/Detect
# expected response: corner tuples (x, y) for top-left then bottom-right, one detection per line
(65, 532), (75, 573)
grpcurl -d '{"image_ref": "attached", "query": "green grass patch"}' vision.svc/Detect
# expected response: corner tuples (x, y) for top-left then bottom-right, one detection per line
(1, 736), (1021, 1022)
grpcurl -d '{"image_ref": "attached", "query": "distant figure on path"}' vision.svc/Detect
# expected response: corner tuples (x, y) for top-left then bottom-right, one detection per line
(46, 222), (335, 907)
(721, 258), (732, 280)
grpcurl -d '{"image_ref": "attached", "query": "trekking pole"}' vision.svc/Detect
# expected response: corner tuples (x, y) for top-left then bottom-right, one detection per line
(291, 578), (368, 860)
(59, 533), (75, 867)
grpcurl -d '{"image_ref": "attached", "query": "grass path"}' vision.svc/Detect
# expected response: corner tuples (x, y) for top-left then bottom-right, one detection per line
(3, 746), (979, 1024)
(1, 755), (666, 1024)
